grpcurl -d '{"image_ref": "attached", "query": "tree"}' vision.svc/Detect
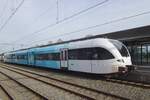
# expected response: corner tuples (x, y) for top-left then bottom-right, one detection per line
(48, 41), (53, 44)
(57, 39), (63, 43)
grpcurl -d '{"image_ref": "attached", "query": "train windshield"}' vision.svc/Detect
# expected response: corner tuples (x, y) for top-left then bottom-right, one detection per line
(110, 40), (129, 57)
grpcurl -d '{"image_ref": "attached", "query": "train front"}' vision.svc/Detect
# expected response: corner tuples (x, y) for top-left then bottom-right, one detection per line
(109, 40), (135, 73)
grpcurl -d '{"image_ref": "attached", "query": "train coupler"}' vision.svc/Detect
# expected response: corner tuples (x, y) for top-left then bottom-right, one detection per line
(126, 65), (136, 72)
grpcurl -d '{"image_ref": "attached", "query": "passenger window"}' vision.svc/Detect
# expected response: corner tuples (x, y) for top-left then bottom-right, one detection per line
(35, 53), (60, 60)
(68, 48), (92, 60)
(16, 54), (27, 60)
(68, 50), (78, 60)
(93, 53), (98, 59)
(92, 48), (114, 60)
(68, 47), (114, 60)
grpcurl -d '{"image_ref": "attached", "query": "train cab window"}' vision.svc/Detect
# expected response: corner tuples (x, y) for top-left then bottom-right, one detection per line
(110, 40), (129, 57)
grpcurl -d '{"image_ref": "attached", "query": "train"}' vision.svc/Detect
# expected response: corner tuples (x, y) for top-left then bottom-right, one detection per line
(2, 38), (134, 75)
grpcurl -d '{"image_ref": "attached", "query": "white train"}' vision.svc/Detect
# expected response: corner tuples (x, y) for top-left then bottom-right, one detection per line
(3, 38), (134, 75)
(66, 38), (132, 74)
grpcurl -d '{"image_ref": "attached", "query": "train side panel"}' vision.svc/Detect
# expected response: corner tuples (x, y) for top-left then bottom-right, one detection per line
(35, 60), (60, 69)
(15, 51), (28, 65)
(33, 44), (67, 69)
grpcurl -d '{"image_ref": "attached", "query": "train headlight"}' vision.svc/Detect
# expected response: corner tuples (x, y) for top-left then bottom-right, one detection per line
(117, 59), (124, 63)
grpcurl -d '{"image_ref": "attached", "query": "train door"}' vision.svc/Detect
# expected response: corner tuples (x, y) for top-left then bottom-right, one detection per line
(91, 48), (104, 73)
(28, 52), (35, 66)
(60, 49), (68, 70)
(92, 54), (100, 73)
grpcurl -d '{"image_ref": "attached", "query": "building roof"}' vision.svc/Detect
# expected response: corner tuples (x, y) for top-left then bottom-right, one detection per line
(96, 25), (150, 41)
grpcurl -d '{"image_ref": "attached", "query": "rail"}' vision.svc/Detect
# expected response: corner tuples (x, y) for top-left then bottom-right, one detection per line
(0, 64), (130, 100)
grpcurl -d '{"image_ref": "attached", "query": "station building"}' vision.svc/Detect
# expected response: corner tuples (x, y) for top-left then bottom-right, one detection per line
(96, 25), (150, 66)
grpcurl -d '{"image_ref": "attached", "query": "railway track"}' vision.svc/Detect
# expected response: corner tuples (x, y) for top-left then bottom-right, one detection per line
(106, 78), (150, 89)
(2, 63), (150, 89)
(0, 83), (13, 100)
(0, 63), (129, 100)
(0, 66), (94, 100)
(0, 70), (47, 100)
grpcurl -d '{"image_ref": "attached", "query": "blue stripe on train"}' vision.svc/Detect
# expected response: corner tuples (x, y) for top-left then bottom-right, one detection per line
(35, 60), (60, 69)
(16, 59), (28, 65)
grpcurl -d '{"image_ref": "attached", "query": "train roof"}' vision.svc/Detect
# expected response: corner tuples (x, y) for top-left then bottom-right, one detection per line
(8, 37), (107, 53)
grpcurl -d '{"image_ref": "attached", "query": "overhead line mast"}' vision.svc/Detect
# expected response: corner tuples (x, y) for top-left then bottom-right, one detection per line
(56, 0), (59, 23)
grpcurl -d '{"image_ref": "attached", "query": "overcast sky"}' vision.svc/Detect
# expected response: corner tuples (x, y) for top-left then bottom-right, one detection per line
(0, 0), (150, 53)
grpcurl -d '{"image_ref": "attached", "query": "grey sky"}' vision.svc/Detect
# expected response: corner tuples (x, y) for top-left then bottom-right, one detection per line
(0, 0), (150, 53)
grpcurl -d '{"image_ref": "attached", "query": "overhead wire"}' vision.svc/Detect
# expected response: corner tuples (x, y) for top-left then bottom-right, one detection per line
(56, 0), (59, 23)
(29, 0), (56, 25)
(27, 10), (150, 46)
(0, 0), (8, 23)
(58, 0), (108, 23)
(0, 0), (25, 33)
(11, 0), (109, 43)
